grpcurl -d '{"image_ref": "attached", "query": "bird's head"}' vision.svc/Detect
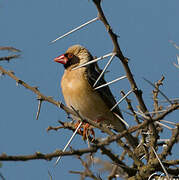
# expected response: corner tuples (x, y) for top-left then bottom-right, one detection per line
(54, 45), (92, 69)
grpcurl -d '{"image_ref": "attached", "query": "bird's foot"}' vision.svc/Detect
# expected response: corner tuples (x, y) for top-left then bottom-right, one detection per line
(83, 123), (95, 141)
(74, 121), (95, 141)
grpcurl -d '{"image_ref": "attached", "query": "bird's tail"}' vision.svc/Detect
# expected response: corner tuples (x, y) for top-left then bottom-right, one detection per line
(111, 113), (138, 148)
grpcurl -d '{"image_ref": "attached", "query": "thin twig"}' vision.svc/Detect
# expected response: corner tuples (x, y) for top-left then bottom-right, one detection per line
(0, 54), (20, 62)
(143, 78), (173, 105)
(0, 46), (21, 52)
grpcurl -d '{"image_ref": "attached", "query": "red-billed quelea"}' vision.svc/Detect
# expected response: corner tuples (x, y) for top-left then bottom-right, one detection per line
(54, 45), (138, 148)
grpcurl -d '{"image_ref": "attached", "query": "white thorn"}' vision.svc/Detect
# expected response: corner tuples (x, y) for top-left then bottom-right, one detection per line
(55, 121), (82, 166)
(145, 109), (167, 114)
(113, 112), (129, 128)
(170, 40), (179, 50)
(156, 121), (173, 130)
(134, 111), (148, 118)
(151, 147), (170, 180)
(94, 76), (127, 90)
(72, 52), (113, 70)
(173, 55), (179, 68)
(160, 119), (177, 126)
(93, 53), (116, 87)
(50, 17), (99, 44)
(157, 139), (170, 143)
(110, 89), (133, 111)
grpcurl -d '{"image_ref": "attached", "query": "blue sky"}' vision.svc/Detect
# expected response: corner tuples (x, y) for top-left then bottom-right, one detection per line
(1, 0), (179, 179)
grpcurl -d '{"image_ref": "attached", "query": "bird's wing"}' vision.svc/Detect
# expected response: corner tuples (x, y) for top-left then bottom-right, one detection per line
(86, 59), (123, 119)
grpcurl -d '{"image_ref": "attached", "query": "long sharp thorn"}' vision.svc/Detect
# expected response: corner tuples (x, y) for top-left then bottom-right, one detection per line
(113, 112), (129, 127)
(173, 55), (179, 68)
(36, 98), (42, 120)
(94, 76), (127, 90)
(156, 122), (173, 130)
(151, 147), (170, 180)
(55, 121), (82, 166)
(170, 40), (179, 50)
(146, 109), (167, 114)
(143, 78), (173, 105)
(72, 52), (113, 70)
(50, 17), (98, 44)
(134, 111), (149, 119)
(160, 120), (177, 126)
(93, 53), (116, 87)
(110, 90), (133, 111)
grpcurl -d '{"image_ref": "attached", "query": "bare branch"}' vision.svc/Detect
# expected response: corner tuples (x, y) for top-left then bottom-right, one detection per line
(0, 54), (20, 62)
(0, 46), (21, 52)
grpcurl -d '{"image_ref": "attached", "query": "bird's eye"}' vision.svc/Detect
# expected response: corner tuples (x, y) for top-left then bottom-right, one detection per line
(67, 53), (73, 59)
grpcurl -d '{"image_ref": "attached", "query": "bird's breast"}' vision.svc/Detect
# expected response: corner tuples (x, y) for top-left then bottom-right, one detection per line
(61, 69), (112, 121)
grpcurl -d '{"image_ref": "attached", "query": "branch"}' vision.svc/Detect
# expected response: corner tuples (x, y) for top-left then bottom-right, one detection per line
(0, 65), (76, 116)
(0, 46), (21, 52)
(0, 54), (20, 62)
(0, 147), (97, 161)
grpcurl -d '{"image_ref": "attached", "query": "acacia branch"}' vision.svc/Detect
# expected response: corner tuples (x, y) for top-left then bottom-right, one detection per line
(0, 54), (20, 62)
(0, 147), (97, 161)
(92, 0), (160, 159)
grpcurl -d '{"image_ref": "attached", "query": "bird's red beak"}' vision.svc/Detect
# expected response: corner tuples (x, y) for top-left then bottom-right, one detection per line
(54, 54), (68, 64)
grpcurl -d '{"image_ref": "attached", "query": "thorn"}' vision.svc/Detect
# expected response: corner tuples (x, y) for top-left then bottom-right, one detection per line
(16, 81), (19, 86)
(50, 17), (99, 44)
(0, 46), (21, 52)
(173, 55), (179, 68)
(157, 139), (170, 143)
(93, 53), (116, 87)
(36, 96), (43, 120)
(72, 52), (113, 70)
(145, 109), (167, 115)
(113, 112), (129, 128)
(169, 40), (179, 50)
(94, 75), (127, 90)
(110, 89), (133, 111)
(151, 147), (170, 180)
(156, 122), (173, 130)
(55, 121), (82, 166)
(48, 171), (53, 180)
(160, 120), (177, 126)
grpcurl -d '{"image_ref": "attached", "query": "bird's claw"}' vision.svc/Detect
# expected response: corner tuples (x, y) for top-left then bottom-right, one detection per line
(74, 122), (95, 141)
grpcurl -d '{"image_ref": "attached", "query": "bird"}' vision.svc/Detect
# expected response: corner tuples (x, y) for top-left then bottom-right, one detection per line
(54, 44), (138, 148)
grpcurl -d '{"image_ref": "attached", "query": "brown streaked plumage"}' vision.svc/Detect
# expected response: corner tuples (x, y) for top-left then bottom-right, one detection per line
(54, 45), (138, 148)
